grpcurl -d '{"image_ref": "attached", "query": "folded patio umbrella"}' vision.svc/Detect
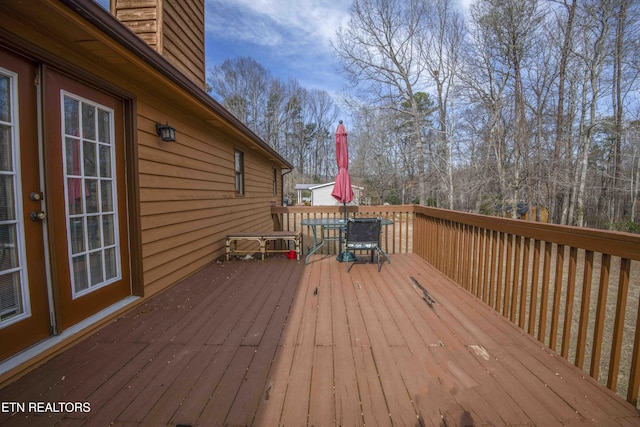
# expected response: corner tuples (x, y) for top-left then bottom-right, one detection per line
(331, 120), (355, 262)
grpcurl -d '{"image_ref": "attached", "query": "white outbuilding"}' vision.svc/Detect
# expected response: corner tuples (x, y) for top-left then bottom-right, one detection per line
(295, 182), (364, 206)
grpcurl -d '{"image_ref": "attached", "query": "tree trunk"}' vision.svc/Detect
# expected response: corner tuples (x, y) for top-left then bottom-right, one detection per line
(611, 0), (628, 223)
(550, 0), (577, 223)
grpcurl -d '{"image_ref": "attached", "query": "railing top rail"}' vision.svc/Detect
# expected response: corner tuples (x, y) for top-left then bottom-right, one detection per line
(271, 205), (415, 215)
(414, 205), (640, 261)
(271, 204), (640, 260)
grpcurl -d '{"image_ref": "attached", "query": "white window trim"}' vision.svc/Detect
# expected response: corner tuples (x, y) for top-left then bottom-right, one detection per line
(0, 67), (32, 328)
(60, 90), (121, 299)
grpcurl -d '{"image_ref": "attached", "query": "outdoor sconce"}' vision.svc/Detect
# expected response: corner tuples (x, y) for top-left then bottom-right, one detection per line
(156, 122), (176, 142)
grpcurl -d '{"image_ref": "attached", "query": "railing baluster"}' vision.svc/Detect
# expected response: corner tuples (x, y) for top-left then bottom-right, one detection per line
(562, 247), (578, 360)
(608, 257), (631, 391)
(456, 223), (464, 284)
(538, 241), (553, 343)
(482, 229), (491, 303)
(510, 235), (522, 323)
(502, 233), (514, 318)
(576, 250), (594, 369)
(447, 222), (453, 278)
(519, 237), (531, 329)
(489, 230), (498, 309)
(528, 239), (541, 336)
(549, 244), (565, 351)
(496, 231), (505, 313)
(472, 226), (481, 297)
(628, 276), (640, 405)
(462, 224), (472, 291)
(591, 253), (611, 380)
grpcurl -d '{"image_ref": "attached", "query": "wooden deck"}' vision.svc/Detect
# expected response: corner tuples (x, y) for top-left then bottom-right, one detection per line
(1, 254), (639, 426)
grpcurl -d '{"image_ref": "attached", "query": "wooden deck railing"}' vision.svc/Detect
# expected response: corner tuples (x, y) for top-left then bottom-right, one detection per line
(271, 204), (640, 405)
(271, 205), (413, 255)
(413, 205), (640, 405)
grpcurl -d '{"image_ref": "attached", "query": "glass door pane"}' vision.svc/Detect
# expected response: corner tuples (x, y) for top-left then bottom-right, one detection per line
(62, 92), (121, 298)
(0, 69), (30, 326)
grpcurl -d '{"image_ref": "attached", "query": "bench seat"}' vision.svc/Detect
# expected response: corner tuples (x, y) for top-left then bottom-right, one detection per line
(225, 231), (301, 261)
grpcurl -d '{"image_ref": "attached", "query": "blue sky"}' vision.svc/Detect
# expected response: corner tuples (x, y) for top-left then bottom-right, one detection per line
(96, 0), (471, 94)
(204, 0), (351, 93)
(94, 0), (350, 93)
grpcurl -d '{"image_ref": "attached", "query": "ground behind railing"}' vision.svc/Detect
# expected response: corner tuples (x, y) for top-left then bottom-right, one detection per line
(272, 204), (640, 406)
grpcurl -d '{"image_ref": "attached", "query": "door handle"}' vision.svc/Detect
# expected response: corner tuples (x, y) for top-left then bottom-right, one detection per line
(30, 211), (46, 222)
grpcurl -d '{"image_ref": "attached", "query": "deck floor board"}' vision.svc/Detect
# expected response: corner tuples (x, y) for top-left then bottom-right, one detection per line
(1, 255), (638, 426)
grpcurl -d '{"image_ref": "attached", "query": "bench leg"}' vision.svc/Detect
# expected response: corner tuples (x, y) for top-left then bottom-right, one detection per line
(260, 239), (266, 261)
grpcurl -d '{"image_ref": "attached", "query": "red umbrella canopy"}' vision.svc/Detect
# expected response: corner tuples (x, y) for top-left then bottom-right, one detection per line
(331, 121), (354, 204)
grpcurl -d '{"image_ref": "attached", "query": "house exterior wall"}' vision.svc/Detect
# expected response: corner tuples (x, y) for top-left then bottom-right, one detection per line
(136, 99), (282, 296)
(161, 0), (205, 89)
(114, 0), (206, 89)
(0, 0), (290, 377)
(114, 0), (161, 48)
(0, 0), (286, 297)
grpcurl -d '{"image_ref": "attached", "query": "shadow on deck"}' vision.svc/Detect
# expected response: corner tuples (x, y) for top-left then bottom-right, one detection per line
(1, 254), (638, 426)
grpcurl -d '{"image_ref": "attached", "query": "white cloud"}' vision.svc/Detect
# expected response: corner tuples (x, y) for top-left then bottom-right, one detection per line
(204, 0), (351, 92)
(206, 1), (283, 46)
(206, 0), (349, 48)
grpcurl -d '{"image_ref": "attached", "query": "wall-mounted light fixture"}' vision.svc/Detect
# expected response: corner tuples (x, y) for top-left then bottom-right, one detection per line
(156, 122), (176, 142)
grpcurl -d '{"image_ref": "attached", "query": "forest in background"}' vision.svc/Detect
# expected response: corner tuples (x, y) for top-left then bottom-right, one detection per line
(207, 0), (640, 232)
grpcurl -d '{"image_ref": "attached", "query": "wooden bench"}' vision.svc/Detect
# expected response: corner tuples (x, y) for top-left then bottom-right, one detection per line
(225, 231), (301, 261)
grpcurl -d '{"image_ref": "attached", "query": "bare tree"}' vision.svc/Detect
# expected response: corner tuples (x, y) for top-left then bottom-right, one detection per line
(263, 79), (289, 152)
(468, 0), (544, 216)
(350, 105), (399, 204)
(522, 13), (558, 222)
(333, 0), (431, 204)
(207, 57), (270, 135)
(573, 0), (612, 227)
(631, 120), (640, 222)
(610, 0), (631, 224)
(549, 0), (578, 224)
(420, 0), (466, 209)
(463, 0), (512, 215)
(307, 89), (339, 180)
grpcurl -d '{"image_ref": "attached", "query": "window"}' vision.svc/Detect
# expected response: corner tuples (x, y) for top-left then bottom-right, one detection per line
(0, 68), (30, 326)
(234, 149), (244, 195)
(62, 92), (121, 297)
(273, 168), (278, 196)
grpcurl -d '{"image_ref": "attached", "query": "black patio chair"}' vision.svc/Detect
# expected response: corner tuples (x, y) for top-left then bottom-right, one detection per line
(344, 217), (390, 272)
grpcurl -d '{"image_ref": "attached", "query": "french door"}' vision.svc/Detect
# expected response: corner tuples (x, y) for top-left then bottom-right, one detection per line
(0, 49), (50, 361)
(0, 48), (131, 360)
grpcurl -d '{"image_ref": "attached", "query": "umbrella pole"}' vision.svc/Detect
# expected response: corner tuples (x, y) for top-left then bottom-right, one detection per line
(337, 201), (356, 262)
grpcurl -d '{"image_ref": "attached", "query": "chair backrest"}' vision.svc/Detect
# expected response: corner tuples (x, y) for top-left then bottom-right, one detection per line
(346, 218), (381, 246)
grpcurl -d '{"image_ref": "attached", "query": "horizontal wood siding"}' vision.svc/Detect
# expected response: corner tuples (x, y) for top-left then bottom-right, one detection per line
(114, 0), (205, 88)
(115, 0), (160, 49)
(162, 0), (205, 89)
(137, 101), (282, 296)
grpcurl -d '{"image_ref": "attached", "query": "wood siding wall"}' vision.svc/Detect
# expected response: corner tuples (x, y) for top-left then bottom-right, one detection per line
(0, 0), (289, 381)
(162, 0), (205, 89)
(137, 100), (282, 296)
(114, 0), (160, 48)
(1, 0), (282, 298)
(114, 0), (205, 89)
